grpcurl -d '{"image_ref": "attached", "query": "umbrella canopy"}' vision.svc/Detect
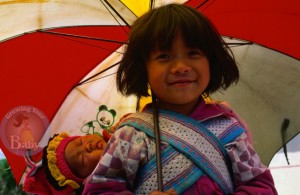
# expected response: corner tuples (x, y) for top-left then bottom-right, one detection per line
(0, 0), (299, 186)
(187, 0), (300, 60)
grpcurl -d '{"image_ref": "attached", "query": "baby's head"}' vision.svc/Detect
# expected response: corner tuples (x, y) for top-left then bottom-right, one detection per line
(117, 3), (239, 98)
(42, 132), (109, 191)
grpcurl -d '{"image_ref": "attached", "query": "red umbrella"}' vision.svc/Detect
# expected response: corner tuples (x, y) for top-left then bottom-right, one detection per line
(187, 0), (300, 60)
(0, 26), (130, 185)
(1, 26), (129, 121)
(1, 0), (299, 187)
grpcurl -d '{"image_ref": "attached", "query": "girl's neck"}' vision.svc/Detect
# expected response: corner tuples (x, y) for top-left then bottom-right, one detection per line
(157, 98), (200, 116)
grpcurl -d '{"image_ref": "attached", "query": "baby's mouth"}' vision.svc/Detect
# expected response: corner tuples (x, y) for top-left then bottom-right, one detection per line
(96, 142), (103, 149)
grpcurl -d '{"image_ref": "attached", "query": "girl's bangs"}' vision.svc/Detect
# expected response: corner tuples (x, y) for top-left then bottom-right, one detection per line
(149, 21), (178, 52)
(149, 15), (208, 52)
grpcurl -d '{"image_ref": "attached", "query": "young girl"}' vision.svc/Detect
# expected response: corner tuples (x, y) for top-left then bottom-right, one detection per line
(83, 4), (277, 195)
(23, 131), (111, 195)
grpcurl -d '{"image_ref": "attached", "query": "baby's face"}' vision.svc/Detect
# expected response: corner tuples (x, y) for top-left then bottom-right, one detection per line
(65, 134), (108, 178)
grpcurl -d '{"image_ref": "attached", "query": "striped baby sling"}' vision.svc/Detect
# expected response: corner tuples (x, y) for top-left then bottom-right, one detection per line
(119, 108), (245, 194)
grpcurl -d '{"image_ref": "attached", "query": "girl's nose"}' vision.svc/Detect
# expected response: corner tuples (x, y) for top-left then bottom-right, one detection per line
(171, 59), (191, 74)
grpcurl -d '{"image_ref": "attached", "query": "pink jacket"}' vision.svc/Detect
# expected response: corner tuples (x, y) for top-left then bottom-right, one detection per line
(83, 100), (277, 195)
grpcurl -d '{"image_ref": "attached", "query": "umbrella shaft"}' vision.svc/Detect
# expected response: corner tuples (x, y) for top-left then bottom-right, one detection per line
(152, 93), (163, 191)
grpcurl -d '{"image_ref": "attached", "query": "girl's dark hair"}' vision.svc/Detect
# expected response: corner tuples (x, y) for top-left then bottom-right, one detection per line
(42, 134), (83, 194)
(117, 3), (239, 99)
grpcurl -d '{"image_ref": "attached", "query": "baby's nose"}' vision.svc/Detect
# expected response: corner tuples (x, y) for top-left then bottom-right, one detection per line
(85, 143), (92, 152)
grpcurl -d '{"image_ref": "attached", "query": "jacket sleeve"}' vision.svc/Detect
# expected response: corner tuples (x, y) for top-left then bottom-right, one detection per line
(232, 170), (277, 195)
(82, 126), (151, 195)
(225, 132), (278, 195)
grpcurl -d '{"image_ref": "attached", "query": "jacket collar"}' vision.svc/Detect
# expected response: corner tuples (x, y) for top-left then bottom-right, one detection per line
(189, 99), (229, 121)
(143, 98), (231, 122)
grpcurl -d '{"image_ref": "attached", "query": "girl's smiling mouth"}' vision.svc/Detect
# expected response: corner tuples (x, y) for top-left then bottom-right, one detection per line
(168, 79), (195, 86)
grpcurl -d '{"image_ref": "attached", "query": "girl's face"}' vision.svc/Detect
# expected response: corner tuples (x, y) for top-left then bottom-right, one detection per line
(65, 134), (107, 178)
(146, 32), (210, 115)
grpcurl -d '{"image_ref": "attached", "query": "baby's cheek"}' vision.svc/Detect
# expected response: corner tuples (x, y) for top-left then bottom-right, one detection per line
(90, 151), (102, 164)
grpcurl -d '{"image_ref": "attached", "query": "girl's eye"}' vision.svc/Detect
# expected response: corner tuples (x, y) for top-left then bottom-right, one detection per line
(156, 53), (170, 60)
(188, 50), (202, 56)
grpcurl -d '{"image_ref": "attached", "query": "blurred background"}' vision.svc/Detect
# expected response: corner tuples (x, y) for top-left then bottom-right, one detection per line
(0, 153), (26, 195)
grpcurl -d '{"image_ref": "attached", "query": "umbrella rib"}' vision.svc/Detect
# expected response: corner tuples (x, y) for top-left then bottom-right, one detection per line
(195, 0), (209, 9)
(227, 42), (253, 46)
(77, 72), (117, 86)
(99, 0), (131, 37)
(74, 61), (121, 88)
(102, 0), (131, 28)
(37, 30), (127, 45)
(150, 0), (154, 10)
(39, 30), (124, 54)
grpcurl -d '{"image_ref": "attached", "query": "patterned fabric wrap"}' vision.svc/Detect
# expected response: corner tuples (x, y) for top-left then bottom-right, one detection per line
(119, 109), (245, 194)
